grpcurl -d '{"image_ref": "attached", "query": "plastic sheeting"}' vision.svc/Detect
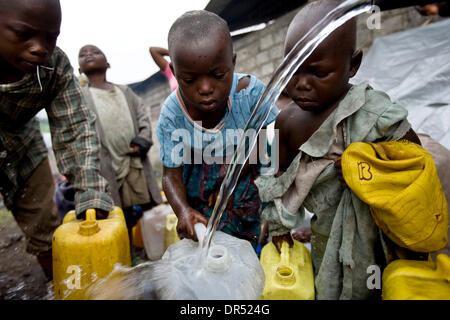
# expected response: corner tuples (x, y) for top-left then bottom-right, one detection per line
(352, 18), (450, 149)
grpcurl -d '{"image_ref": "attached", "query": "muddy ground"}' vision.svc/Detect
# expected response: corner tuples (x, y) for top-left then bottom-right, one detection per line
(0, 208), (51, 300)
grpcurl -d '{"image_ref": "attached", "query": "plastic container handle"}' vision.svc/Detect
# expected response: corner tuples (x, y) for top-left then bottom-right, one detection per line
(78, 208), (99, 236)
(194, 223), (206, 243)
(280, 241), (290, 266)
(276, 241), (295, 286)
(85, 208), (97, 221)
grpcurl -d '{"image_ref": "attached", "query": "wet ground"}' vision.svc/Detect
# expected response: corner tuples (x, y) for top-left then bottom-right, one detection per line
(0, 208), (51, 300)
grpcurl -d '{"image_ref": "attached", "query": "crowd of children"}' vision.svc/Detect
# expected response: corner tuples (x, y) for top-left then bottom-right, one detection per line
(0, 0), (448, 300)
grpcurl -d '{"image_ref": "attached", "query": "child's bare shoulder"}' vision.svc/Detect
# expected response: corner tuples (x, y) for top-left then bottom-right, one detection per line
(276, 102), (310, 136)
(275, 102), (320, 152)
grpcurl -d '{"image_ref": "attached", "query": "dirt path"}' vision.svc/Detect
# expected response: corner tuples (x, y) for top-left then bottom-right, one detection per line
(0, 208), (50, 300)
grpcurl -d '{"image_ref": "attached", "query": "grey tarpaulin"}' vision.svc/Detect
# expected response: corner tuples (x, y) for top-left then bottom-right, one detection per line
(352, 18), (450, 149)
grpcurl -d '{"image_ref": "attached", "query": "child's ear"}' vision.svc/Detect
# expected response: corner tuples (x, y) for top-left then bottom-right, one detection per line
(78, 68), (82, 75)
(349, 49), (363, 78)
(232, 53), (236, 66)
(169, 62), (175, 75)
(106, 62), (111, 69)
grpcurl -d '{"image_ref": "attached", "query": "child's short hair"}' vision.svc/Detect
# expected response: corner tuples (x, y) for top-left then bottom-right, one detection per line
(168, 10), (231, 56)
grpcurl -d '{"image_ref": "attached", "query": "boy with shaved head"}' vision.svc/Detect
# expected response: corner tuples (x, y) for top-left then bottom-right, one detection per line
(0, 0), (114, 280)
(157, 10), (278, 249)
(256, 0), (422, 299)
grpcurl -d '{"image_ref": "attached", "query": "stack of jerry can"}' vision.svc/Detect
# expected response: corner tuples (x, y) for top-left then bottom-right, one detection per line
(52, 207), (131, 300)
(382, 253), (450, 300)
(260, 240), (315, 300)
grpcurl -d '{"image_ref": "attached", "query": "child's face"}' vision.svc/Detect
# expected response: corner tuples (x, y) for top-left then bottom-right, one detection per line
(171, 32), (236, 116)
(285, 36), (354, 114)
(0, 0), (61, 80)
(78, 45), (109, 74)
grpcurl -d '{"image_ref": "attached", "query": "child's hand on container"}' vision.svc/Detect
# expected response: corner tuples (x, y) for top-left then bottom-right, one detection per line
(76, 208), (109, 220)
(177, 207), (208, 242)
(272, 233), (294, 253)
(292, 227), (312, 243)
(95, 209), (109, 219)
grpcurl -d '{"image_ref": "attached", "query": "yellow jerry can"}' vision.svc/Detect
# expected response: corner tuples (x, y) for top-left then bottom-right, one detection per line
(52, 207), (131, 300)
(164, 213), (180, 251)
(382, 253), (450, 300)
(260, 240), (315, 300)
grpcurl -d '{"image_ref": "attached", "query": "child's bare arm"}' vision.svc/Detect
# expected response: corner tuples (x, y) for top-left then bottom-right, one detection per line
(162, 166), (208, 241)
(149, 47), (170, 71)
(275, 113), (292, 175)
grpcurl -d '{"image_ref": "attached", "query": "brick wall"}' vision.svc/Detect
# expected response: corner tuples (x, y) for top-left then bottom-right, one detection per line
(233, 9), (297, 84)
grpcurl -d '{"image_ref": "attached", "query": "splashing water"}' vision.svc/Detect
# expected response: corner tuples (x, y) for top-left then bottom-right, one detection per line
(80, 227), (265, 300)
(77, 0), (376, 300)
(199, 0), (374, 260)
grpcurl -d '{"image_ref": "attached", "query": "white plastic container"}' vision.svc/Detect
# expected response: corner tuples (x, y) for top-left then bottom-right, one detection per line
(150, 223), (265, 300)
(140, 204), (177, 260)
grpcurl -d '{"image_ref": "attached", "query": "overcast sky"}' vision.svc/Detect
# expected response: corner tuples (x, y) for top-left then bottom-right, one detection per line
(57, 0), (210, 85)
